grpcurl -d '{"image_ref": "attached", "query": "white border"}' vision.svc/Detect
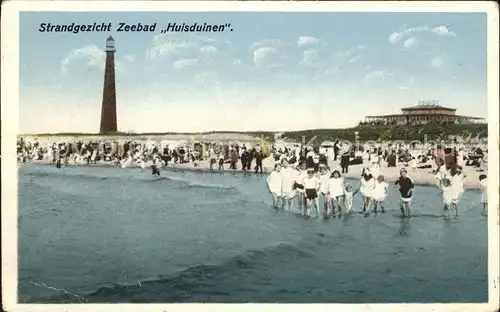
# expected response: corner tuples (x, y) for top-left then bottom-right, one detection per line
(1, 1), (499, 312)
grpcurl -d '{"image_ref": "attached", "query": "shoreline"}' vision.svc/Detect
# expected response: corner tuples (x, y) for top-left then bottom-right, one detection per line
(21, 158), (485, 190)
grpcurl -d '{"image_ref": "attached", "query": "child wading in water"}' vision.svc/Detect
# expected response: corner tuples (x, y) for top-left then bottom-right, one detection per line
(371, 175), (388, 213)
(293, 162), (308, 214)
(395, 168), (414, 218)
(479, 174), (487, 216)
(439, 178), (459, 217)
(303, 168), (320, 218)
(360, 168), (376, 214)
(318, 166), (330, 218)
(329, 170), (345, 216)
(343, 184), (358, 213)
(267, 163), (283, 209)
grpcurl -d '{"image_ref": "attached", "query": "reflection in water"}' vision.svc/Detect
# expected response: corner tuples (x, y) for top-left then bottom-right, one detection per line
(399, 219), (410, 237)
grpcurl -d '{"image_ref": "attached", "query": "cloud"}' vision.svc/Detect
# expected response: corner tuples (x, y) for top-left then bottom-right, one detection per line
(147, 39), (197, 59)
(403, 37), (418, 49)
(297, 36), (320, 47)
(61, 45), (105, 73)
(430, 56), (443, 68)
(397, 77), (414, 90)
(253, 46), (278, 66)
(388, 25), (457, 44)
(173, 58), (199, 70)
(60, 45), (127, 74)
(252, 39), (281, 50)
(388, 32), (404, 44)
(349, 55), (361, 63)
(364, 70), (393, 82)
(432, 26), (456, 36)
(200, 45), (218, 54)
(300, 49), (319, 67)
(337, 45), (365, 59)
(146, 33), (230, 60)
(124, 54), (136, 63)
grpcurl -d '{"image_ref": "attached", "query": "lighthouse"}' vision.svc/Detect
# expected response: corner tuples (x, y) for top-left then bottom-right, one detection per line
(99, 35), (118, 133)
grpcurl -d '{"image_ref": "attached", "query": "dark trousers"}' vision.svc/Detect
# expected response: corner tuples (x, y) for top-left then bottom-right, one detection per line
(342, 165), (348, 174)
(255, 162), (263, 173)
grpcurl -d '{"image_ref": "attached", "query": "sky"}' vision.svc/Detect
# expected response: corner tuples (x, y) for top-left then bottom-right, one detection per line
(19, 11), (487, 133)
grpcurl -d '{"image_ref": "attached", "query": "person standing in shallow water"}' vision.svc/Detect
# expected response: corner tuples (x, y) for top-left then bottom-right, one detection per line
(359, 168), (376, 213)
(371, 175), (388, 213)
(395, 168), (414, 218)
(280, 159), (296, 211)
(329, 170), (345, 216)
(267, 163), (283, 209)
(479, 174), (488, 216)
(303, 168), (320, 218)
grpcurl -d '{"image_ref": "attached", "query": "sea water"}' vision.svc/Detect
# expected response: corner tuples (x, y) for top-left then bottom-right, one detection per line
(18, 164), (488, 303)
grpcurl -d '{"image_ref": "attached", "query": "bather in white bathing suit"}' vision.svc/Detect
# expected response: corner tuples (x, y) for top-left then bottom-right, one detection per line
(372, 181), (388, 202)
(280, 166), (296, 199)
(319, 174), (330, 195)
(328, 177), (345, 198)
(360, 177), (376, 198)
(267, 171), (282, 196)
(442, 184), (459, 205)
(448, 174), (464, 204)
(480, 178), (488, 203)
(344, 191), (354, 211)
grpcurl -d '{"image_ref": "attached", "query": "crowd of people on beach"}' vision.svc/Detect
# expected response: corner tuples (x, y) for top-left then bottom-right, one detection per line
(267, 143), (489, 219)
(16, 138), (269, 174)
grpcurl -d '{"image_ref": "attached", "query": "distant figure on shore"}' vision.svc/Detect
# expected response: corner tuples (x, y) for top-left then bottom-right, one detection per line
(254, 149), (264, 174)
(333, 140), (340, 161)
(218, 153), (224, 171)
(229, 148), (237, 170)
(387, 150), (397, 167)
(340, 150), (350, 173)
(241, 148), (248, 171)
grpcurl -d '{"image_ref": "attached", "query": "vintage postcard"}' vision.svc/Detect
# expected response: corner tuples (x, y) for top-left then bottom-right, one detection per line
(1, 1), (499, 312)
